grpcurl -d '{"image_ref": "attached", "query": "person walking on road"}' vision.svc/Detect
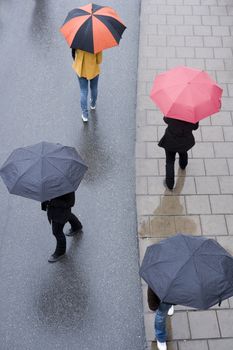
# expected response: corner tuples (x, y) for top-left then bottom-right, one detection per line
(147, 286), (174, 350)
(41, 191), (82, 263)
(72, 48), (102, 123)
(158, 116), (199, 190)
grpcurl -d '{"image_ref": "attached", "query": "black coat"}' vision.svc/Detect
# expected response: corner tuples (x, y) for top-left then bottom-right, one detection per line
(41, 192), (75, 224)
(147, 286), (160, 311)
(158, 117), (199, 153)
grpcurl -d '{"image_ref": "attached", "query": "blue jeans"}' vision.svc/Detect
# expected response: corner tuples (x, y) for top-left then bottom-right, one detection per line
(154, 303), (171, 343)
(77, 75), (99, 117)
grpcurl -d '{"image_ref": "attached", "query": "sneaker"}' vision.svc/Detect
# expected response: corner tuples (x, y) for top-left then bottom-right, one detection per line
(157, 341), (167, 350)
(81, 114), (88, 122)
(90, 99), (96, 110)
(48, 253), (65, 263)
(65, 226), (82, 237)
(167, 305), (174, 316)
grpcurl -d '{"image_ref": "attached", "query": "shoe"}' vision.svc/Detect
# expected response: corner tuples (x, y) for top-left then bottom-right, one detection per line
(48, 253), (65, 263)
(65, 226), (82, 237)
(157, 341), (167, 350)
(163, 179), (173, 191)
(81, 114), (88, 122)
(167, 305), (174, 316)
(179, 159), (188, 170)
(179, 162), (187, 170)
(90, 99), (96, 110)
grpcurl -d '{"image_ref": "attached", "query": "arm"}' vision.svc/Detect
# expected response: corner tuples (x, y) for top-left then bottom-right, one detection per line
(193, 122), (199, 130)
(49, 199), (72, 209)
(147, 287), (160, 311)
(71, 49), (76, 60)
(163, 116), (169, 125)
(41, 201), (49, 211)
(96, 51), (102, 64)
(49, 193), (75, 208)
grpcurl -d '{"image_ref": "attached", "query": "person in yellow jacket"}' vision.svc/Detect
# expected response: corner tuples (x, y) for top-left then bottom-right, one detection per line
(72, 49), (102, 122)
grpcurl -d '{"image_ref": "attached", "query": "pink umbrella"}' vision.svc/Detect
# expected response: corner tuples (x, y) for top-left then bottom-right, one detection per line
(150, 66), (223, 123)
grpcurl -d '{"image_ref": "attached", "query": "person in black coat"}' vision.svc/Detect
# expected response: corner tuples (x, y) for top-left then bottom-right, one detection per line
(158, 117), (199, 190)
(41, 192), (82, 263)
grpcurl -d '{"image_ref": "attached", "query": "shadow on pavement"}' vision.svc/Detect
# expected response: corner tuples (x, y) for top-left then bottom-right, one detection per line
(29, 0), (53, 48)
(140, 168), (197, 238)
(76, 112), (114, 185)
(35, 234), (89, 331)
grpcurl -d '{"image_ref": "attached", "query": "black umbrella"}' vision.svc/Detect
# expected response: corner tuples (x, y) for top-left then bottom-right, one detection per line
(140, 234), (233, 309)
(0, 142), (88, 202)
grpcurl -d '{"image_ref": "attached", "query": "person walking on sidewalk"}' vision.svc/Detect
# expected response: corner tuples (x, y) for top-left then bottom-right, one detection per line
(41, 191), (82, 263)
(158, 116), (199, 190)
(147, 286), (174, 350)
(72, 48), (102, 123)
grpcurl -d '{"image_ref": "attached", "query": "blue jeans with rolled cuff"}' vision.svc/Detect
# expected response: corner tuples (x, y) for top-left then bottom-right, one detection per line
(77, 75), (99, 117)
(154, 302), (172, 343)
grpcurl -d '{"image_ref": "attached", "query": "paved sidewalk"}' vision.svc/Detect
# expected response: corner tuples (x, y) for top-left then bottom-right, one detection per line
(136, 0), (233, 349)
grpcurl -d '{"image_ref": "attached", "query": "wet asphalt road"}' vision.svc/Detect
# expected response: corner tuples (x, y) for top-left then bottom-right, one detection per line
(0, 1), (146, 350)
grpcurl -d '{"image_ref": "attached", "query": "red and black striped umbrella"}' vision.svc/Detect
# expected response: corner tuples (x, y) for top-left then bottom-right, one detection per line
(60, 3), (126, 54)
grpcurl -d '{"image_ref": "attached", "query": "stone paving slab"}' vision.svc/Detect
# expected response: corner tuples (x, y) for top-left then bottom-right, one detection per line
(178, 340), (209, 350)
(188, 311), (220, 339)
(136, 0), (233, 348)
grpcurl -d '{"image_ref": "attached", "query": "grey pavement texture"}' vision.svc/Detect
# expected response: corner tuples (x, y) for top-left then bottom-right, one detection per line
(0, 1), (146, 350)
(136, 0), (233, 349)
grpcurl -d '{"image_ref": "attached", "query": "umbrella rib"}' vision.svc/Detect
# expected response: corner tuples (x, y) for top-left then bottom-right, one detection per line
(166, 86), (195, 117)
(199, 253), (233, 276)
(193, 256), (205, 309)
(162, 237), (206, 302)
(10, 159), (41, 193)
(161, 255), (205, 307)
(195, 254), (233, 304)
(45, 158), (75, 188)
(163, 241), (233, 306)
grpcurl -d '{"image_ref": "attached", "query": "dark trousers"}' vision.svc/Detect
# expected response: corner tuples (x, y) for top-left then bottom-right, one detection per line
(51, 213), (82, 256)
(165, 150), (188, 189)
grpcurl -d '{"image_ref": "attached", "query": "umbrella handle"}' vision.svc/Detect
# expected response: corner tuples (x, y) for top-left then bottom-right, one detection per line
(218, 297), (222, 307)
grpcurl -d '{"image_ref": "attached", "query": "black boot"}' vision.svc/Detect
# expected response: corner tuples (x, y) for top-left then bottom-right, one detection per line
(179, 152), (188, 170)
(48, 253), (65, 263)
(165, 178), (174, 190)
(66, 223), (83, 236)
(48, 235), (66, 263)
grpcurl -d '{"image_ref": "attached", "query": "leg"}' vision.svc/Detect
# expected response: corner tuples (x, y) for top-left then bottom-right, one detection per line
(69, 212), (82, 230)
(165, 150), (176, 190)
(51, 221), (66, 257)
(90, 75), (99, 108)
(154, 303), (171, 343)
(179, 152), (188, 169)
(77, 76), (88, 118)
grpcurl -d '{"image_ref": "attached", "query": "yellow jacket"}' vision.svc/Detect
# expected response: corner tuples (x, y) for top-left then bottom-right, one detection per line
(72, 50), (103, 80)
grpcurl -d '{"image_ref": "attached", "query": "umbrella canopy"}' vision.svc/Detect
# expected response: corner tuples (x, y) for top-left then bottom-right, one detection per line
(140, 234), (233, 310)
(60, 3), (126, 53)
(0, 142), (88, 202)
(150, 66), (223, 123)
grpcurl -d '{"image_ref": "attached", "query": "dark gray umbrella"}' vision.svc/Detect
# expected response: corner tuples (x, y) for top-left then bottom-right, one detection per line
(0, 142), (88, 202)
(140, 234), (233, 309)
